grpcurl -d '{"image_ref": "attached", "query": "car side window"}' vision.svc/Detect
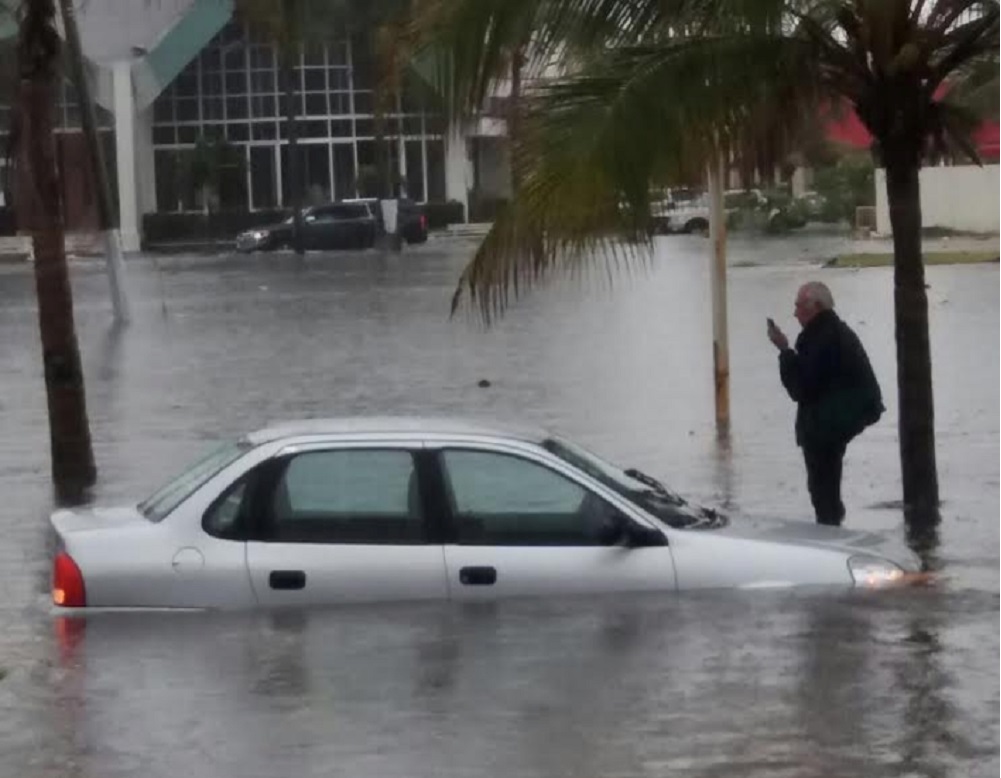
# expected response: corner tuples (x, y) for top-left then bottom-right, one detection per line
(203, 476), (251, 540)
(267, 449), (425, 544)
(440, 449), (618, 546)
(310, 207), (340, 222)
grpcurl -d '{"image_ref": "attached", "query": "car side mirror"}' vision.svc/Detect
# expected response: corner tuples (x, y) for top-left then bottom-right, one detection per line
(622, 521), (668, 548)
(598, 512), (666, 548)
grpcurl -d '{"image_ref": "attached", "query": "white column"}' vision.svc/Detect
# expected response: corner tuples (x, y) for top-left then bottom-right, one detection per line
(444, 123), (470, 222)
(113, 61), (140, 252)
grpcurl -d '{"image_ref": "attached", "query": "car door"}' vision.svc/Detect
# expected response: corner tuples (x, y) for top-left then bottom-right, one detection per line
(244, 443), (449, 607)
(432, 445), (677, 601)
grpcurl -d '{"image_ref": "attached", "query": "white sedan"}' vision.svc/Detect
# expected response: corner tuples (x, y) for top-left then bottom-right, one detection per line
(50, 418), (918, 610)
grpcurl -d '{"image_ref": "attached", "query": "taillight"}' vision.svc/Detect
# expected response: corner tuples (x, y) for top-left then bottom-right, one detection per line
(52, 551), (86, 607)
(420, 214), (427, 231)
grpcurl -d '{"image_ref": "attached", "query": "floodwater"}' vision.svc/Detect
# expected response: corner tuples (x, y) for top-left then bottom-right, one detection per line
(0, 232), (997, 777)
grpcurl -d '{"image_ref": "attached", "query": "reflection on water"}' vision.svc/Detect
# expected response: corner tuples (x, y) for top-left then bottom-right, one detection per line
(0, 241), (996, 776)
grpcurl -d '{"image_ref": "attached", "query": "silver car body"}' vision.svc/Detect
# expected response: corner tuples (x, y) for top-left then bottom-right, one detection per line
(50, 418), (919, 611)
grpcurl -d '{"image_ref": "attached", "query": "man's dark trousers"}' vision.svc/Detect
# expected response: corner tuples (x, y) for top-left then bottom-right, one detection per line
(803, 440), (847, 526)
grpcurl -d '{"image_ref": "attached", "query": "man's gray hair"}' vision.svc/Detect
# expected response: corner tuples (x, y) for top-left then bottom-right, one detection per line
(800, 281), (835, 310)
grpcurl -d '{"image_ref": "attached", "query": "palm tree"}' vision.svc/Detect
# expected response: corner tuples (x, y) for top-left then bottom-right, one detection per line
(14, 0), (97, 495)
(415, 0), (999, 526)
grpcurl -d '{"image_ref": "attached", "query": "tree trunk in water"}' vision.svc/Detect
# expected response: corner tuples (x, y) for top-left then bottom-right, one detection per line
(885, 162), (939, 525)
(20, 77), (97, 494)
(280, 4), (303, 255)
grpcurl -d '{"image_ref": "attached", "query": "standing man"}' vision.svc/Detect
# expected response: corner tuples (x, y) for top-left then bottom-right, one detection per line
(767, 282), (884, 526)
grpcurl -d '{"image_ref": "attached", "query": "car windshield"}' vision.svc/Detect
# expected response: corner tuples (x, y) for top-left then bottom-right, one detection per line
(541, 437), (727, 529)
(138, 439), (252, 522)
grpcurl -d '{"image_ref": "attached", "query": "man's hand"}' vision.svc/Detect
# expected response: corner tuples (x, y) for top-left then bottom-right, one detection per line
(767, 318), (789, 351)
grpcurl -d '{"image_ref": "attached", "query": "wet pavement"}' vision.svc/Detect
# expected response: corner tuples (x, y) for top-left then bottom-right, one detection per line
(0, 232), (997, 777)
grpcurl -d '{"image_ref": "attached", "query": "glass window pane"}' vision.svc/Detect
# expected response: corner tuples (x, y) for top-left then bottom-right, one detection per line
(203, 123), (225, 141)
(152, 126), (175, 145)
(441, 450), (608, 546)
(426, 139), (445, 200)
(330, 119), (352, 138)
(201, 49), (222, 72)
(271, 450), (424, 544)
(225, 71), (247, 94)
(333, 143), (355, 200)
(154, 148), (179, 210)
(226, 123), (249, 142)
(280, 143), (308, 203)
(305, 93), (327, 116)
(304, 143), (331, 203)
(301, 120), (326, 138)
(402, 116), (423, 135)
(250, 46), (274, 69)
(176, 98), (199, 122)
(355, 118), (374, 138)
(204, 97), (224, 121)
(354, 91), (373, 115)
(328, 69), (349, 90)
(153, 97), (173, 124)
(303, 43), (325, 67)
(177, 125), (198, 144)
(405, 140), (424, 202)
(251, 95), (275, 118)
(224, 47), (245, 70)
(175, 71), (198, 98)
(252, 122), (277, 140)
(330, 93), (351, 115)
(304, 69), (325, 91)
(329, 41), (348, 66)
(250, 146), (277, 209)
(251, 70), (275, 93)
(226, 97), (248, 119)
(203, 72), (222, 95)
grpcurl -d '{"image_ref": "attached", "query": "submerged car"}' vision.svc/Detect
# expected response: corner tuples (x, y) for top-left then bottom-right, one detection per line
(50, 418), (918, 611)
(235, 202), (378, 251)
(235, 199), (428, 252)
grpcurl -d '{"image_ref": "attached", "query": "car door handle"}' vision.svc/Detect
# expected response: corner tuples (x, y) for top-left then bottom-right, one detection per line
(459, 566), (497, 586)
(269, 570), (306, 590)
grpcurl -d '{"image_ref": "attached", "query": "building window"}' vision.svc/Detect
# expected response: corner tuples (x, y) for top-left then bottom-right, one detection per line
(150, 21), (448, 211)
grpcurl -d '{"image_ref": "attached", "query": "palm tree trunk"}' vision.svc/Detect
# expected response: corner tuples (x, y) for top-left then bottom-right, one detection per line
(886, 161), (939, 524)
(20, 75), (96, 494)
(281, 0), (304, 255)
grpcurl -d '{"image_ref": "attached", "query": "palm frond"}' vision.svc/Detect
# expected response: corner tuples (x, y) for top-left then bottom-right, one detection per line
(453, 31), (823, 319)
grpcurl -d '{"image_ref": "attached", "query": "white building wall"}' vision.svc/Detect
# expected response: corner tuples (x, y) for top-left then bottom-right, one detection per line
(875, 164), (1000, 234)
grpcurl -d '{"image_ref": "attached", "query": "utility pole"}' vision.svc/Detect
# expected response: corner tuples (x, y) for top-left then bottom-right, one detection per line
(58, 0), (129, 323)
(707, 152), (730, 434)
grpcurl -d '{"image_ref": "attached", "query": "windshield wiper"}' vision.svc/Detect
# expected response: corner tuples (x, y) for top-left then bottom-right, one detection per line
(624, 468), (687, 506)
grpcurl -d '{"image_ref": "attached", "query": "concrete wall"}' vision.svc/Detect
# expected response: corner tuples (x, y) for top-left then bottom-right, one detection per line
(875, 164), (1000, 234)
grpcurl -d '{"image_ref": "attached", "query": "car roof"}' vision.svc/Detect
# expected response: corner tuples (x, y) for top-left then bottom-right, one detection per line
(246, 416), (547, 446)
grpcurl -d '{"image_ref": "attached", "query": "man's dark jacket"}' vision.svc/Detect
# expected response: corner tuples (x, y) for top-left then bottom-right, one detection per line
(779, 309), (884, 449)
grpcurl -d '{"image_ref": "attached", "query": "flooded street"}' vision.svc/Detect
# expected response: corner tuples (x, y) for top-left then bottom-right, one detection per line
(0, 233), (997, 777)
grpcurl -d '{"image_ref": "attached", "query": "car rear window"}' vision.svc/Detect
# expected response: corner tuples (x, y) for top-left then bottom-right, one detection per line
(138, 439), (253, 522)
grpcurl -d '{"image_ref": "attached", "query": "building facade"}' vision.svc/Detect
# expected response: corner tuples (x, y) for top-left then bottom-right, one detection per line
(0, 0), (508, 249)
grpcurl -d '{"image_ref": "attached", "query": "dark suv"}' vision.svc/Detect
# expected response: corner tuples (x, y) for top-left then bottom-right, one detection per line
(235, 202), (378, 252)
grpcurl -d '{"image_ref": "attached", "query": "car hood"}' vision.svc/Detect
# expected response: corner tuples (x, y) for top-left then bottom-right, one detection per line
(711, 514), (920, 570)
(241, 222), (289, 235)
